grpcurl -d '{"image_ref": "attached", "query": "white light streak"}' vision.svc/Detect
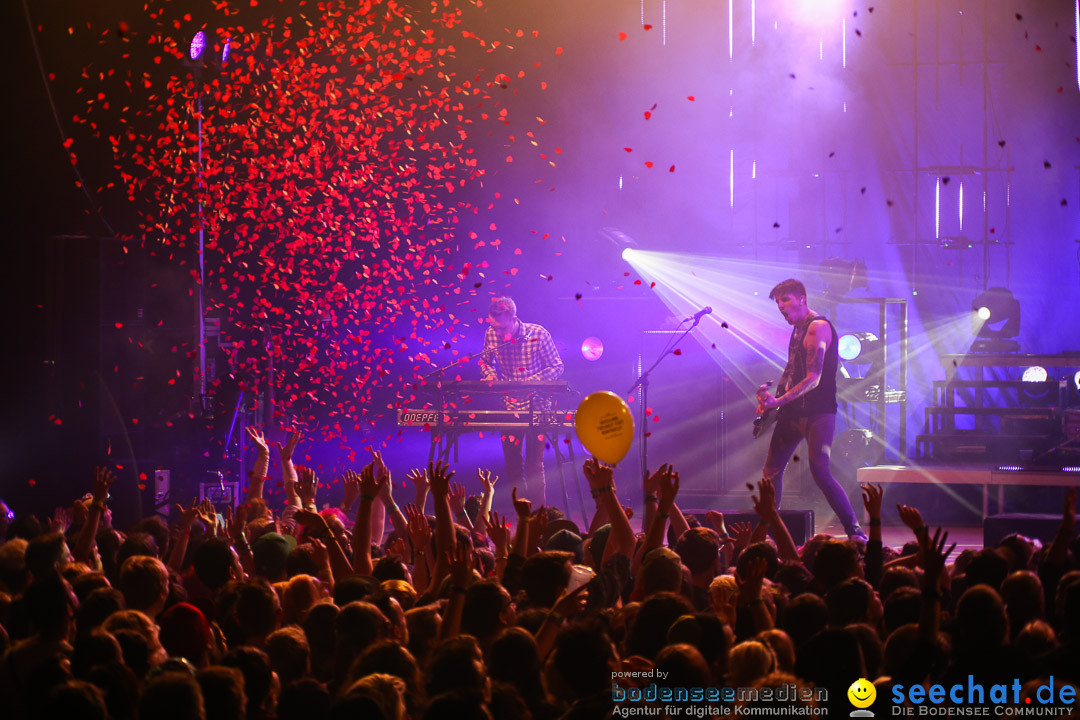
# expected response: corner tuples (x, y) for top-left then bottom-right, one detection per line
(619, 175), (624, 190)
(935, 177), (941, 239)
(751, 0), (756, 46)
(729, 0), (734, 60)
(1076, 1), (1080, 93)
(958, 181), (964, 232)
(842, 19), (847, 68)
(730, 149), (735, 208)
(752, 160), (757, 179)
(819, 37), (823, 61)
(662, 0), (667, 46)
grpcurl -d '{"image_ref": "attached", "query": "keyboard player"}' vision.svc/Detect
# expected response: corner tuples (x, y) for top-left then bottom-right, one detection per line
(479, 296), (565, 505)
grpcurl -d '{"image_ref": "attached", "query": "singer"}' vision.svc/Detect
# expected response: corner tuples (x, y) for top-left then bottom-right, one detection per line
(479, 296), (564, 505)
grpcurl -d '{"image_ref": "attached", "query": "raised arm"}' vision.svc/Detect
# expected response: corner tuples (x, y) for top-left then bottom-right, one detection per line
(751, 477), (799, 563)
(632, 465), (678, 575)
(73, 467), (115, 564)
(584, 459), (635, 562)
(406, 468), (430, 514)
(861, 483), (884, 588)
(351, 465), (380, 576)
(276, 429), (303, 509)
(428, 460), (456, 590)
(245, 427), (271, 501)
(473, 469), (498, 537)
(374, 450), (408, 544)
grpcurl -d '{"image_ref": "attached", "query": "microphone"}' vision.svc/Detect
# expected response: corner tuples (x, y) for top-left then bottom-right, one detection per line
(690, 306), (713, 322)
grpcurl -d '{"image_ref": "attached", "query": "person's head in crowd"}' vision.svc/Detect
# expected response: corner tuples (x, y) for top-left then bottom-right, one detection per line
(335, 601), (389, 686)
(793, 628), (866, 706)
(70, 571), (110, 603)
(953, 584), (1009, 657)
(75, 585), (124, 635)
(277, 678), (330, 720)
(797, 534), (832, 570)
(781, 593), (829, 650)
(1057, 575), (1080, 642)
(366, 588), (409, 645)
(488, 626), (546, 705)
(996, 534), (1038, 572)
(43, 678), (110, 720)
(266, 625), (310, 686)
(381, 579), (417, 612)
(71, 627), (123, 678)
(112, 627), (155, 678)
(826, 577), (882, 627)
(253, 532), (295, 582)
(879, 565), (919, 602)
(222, 645), (277, 720)
(488, 681), (531, 720)
(1014, 619), (1057, 659)
(85, 659), (140, 720)
(285, 544), (320, 579)
(727, 640), (777, 687)
(280, 574), (322, 626)
(348, 640), (421, 712)
(160, 602), (214, 668)
(463, 578), (516, 645)
(235, 578), (282, 647)
(512, 607), (548, 635)
(520, 551), (572, 609)
(140, 671), (206, 720)
(197, 666), (247, 720)
(774, 561), (814, 596)
(639, 547), (683, 598)
(102, 609), (167, 670)
(625, 591), (694, 660)
(405, 604), (441, 668)
(373, 554), (411, 583)
(332, 575), (378, 606)
(676, 527), (722, 584)
(738, 542), (781, 581)
(882, 586), (922, 636)
(24, 573), (78, 642)
(0, 538), (29, 594)
(586, 524), (611, 569)
(426, 634), (488, 700)
(756, 628), (796, 675)
(26, 532), (71, 580)
(810, 539), (861, 592)
(301, 600), (339, 683)
(655, 642), (712, 687)
(667, 612), (733, 680)
(846, 622), (883, 679)
(422, 690), (493, 720)
(336, 673), (406, 720)
(193, 538), (236, 592)
(550, 621), (616, 702)
(117, 532), (159, 568)
(964, 548), (1008, 591)
(135, 516), (170, 558)
(545, 529), (584, 564)
(1000, 570), (1044, 641)
(118, 554), (170, 618)
(6, 513), (44, 542)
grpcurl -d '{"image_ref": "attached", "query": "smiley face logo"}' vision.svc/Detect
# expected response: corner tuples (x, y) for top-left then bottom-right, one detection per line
(848, 678), (876, 709)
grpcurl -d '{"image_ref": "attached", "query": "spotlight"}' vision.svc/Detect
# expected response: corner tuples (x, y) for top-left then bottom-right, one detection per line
(837, 332), (882, 364)
(1022, 366), (1048, 383)
(1074, 370), (1080, 392)
(581, 336), (604, 361)
(970, 287), (1020, 353)
(621, 247), (634, 261)
(189, 30), (206, 61)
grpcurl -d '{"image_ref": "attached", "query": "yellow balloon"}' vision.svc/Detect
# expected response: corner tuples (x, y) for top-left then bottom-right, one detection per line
(575, 391), (635, 465)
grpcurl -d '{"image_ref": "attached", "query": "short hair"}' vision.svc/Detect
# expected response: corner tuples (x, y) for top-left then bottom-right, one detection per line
(192, 538), (234, 592)
(520, 551), (572, 609)
(222, 646), (274, 717)
(552, 621), (615, 698)
(462, 579), (511, 638)
(139, 671), (206, 720)
(768, 279), (807, 301)
(825, 577), (875, 626)
(266, 626), (310, 686)
(404, 605), (441, 666)
(26, 532), (68, 579)
(45, 679), (110, 720)
(234, 579), (281, 641)
(277, 678), (330, 720)
(675, 527), (721, 576)
(118, 555), (169, 614)
(24, 574), (77, 637)
(489, 296), (516, 318)
(426, 635), (486, 699)
(196, 666), (246, 720)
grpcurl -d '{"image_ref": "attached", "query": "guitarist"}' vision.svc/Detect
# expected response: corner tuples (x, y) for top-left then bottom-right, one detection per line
(755, 279), (867, 542)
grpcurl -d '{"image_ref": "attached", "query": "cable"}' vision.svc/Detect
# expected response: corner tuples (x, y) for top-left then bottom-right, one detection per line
(20, 0), (117, 238)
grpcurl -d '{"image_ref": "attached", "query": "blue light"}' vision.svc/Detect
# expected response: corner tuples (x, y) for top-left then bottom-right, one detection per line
(976, 306), (991, 321)
(838, 333), (862, 362)
(190, 31), (206, 61)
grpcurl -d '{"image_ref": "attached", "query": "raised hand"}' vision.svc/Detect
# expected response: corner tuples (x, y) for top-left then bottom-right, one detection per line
(406, 505), (432, 552)
(861, 483), (884, 520)
(920, 526), (956, 590)
(658, 467), (680, 509)
(528, 506), (549, 542)
(449, 482), (468, 516)
(1062, 487), (1076, 534)
(294, 509), (331, 539)
(644, 464), (670, 496)
(298, 466), (319, 508)
(487, 510), (511, 552)
(387, 536), (407, 558)
(448, 543), (474, 588)
(359, 462), (381, 499)
(729, 521), (753, 555)
(896, 504), (925, 535)
(583, 457), (614, 492)
(49, 506), (72, 535)
(705, 510), (729, 538)
(478, 469), (498, 495)
(551, 582), (589, 620)
(511, 486), (532, 519)
(406, 468), (430, 494)
(371, 449), (392, 488)
(92, 467), (116, 505)
(751, 477), (778, 521)
(427, 460), (454, 499)
(196, 498), (219, 535)
(223, 504), (245, 543)
(342, 470), (361, 512)
(309, 537), (330, 569)
(175, 498), (200, 530)
(277, 428), (302, 463)
(735, 555), (768, 604)
(245, 426), (270, 454)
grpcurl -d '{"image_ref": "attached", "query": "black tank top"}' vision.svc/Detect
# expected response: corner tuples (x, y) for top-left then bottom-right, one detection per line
(781, 314), (838, 417)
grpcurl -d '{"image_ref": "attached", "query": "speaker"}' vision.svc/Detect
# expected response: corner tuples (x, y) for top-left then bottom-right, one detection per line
(983, 513), (1075, 547)
(682, 509), (816, 545)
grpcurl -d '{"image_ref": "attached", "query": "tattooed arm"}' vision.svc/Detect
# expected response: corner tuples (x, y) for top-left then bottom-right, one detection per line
(759, 319), (830, 410)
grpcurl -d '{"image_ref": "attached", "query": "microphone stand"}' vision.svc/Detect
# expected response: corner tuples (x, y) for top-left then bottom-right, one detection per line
(627, 314), (707, 481)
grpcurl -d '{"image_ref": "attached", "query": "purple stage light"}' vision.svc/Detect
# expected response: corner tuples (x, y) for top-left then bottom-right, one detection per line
(581, 337), (604, 362)
(222, 36), (231, 64)
(190, 30), (206, 61)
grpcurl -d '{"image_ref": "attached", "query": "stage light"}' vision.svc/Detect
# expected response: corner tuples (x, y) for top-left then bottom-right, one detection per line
(222, 36), (232, 64)
(190, 30), (206, 61)
(621, 247), (634, 261)
(581, 337), (604, 362)
(1074, 370), (1080, 392)
(1022, 366), (1047, 383)
(970, 287), (1020, 353)
(838, 332), (881, 364)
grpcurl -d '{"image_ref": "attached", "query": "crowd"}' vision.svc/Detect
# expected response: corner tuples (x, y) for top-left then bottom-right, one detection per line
(1, 425), (1079, 720)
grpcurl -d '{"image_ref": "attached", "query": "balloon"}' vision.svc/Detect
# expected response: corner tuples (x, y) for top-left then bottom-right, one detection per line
(574, 391), (634, 465)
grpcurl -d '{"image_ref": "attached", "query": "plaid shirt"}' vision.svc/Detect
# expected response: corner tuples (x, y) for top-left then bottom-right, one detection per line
(479, 320), (564, 410)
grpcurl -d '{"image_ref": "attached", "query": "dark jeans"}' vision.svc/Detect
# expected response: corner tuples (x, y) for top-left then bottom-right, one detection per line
(763, 412), (861, 536)
(502, 430), (547, 505)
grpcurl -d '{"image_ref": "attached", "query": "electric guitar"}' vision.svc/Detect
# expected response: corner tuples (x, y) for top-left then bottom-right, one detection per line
(752, 382), (784, 439)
